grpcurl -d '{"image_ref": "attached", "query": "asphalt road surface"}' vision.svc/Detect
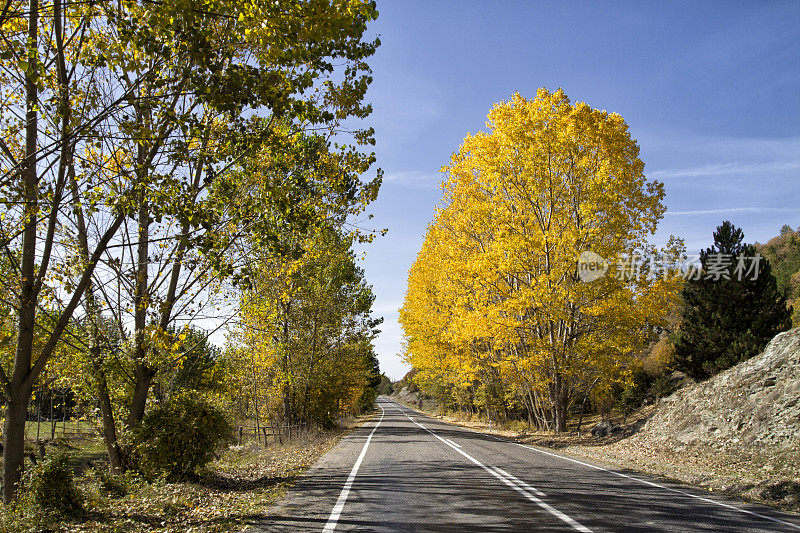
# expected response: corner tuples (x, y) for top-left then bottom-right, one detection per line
(256, 397), (800, 532)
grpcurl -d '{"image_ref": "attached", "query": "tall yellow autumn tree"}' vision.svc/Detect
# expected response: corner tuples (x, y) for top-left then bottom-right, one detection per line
(400, 89), (683, 431)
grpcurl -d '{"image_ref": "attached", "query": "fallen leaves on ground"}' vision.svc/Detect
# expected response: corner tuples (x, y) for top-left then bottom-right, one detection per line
(3, 424), (364, 533)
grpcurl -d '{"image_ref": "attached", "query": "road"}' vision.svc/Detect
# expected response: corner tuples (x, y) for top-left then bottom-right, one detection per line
(256, 397), (800, 532)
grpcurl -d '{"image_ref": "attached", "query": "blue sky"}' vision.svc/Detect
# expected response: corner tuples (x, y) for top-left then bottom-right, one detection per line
(356, 1), (800, 380)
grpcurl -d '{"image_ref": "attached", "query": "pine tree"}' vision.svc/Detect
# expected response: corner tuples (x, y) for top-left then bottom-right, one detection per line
(675, 221), (793, 379)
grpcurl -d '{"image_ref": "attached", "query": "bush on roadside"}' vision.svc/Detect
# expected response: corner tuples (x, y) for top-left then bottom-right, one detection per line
(503, 419), (530, 434)
(132, 394), (234, 481)
(27, 450), (84, 519)
(97, 469), (130, 498)
(358, 387), (378, 414)
(649, 374), (674, 399)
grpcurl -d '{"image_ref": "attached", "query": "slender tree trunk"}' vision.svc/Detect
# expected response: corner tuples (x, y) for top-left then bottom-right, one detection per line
(128, 173), (151, 427)
(551, 372), (567, 433)
(280, 302), (294, 430)
(252, 364), (260, 439)
(3, 0), (39, 504)
(94, 359), (123, 472)
(50, 391), (55, 440)
(576, 394), (588, 435)
(36, 390), (41, 441)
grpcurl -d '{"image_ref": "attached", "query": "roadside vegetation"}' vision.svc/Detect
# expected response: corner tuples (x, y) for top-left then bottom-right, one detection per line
(0, 420), (365, 532)
(0, 0), (385, 528)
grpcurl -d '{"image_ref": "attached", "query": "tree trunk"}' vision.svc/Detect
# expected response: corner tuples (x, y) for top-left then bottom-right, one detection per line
(94, 360), (123, 472)
(50, 391), (55, 441)
(127, 182), (152, 428)
(3, 0), (39, 504)
(3, 389), (33, 503)
(127, 365), (155, 427)
(551, 373), (567, 433)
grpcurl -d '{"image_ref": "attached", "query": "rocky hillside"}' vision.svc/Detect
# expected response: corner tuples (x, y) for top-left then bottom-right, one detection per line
(633, 326), (799, 454)
(601, 327), (800, 509)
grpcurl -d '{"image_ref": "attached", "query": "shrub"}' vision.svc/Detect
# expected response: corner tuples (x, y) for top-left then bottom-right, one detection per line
(358, 387), (378, 414)
(650, 373), (682, 399)
(27, 451), (84, 518)
(132, 394), (234, 481)
(503, 420), (530, 434)
(98, 470), (128, 498)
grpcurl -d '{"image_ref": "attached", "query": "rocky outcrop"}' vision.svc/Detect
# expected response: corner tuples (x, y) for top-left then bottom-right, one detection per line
(632, 327), (800, 454)
(590, 421), (621, 438)
(391, 385), (421, 406)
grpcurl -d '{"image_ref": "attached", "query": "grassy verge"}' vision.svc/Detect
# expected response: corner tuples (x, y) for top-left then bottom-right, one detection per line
(1, 417), (371, 532)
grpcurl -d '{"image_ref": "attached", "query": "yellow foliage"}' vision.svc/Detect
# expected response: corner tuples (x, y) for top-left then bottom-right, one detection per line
(400, 89), (684, 430)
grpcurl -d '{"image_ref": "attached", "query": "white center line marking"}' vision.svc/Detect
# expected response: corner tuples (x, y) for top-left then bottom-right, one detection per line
(394, 402), (591, 532)
(323, 403), (385, 532)
(445, 438), (462, 448)
(487, 465), (589, 530)
(492, 466), (546, 497)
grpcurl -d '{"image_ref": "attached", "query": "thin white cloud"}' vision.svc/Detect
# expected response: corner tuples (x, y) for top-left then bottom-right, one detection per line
(667, 207), (800, 216)
(651, 161), (800, 179)
(371, 302), (401, 315)
(383, 171), (441, 188)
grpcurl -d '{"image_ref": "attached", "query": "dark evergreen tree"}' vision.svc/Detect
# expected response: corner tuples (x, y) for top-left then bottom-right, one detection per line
(674, 221), (792, 379)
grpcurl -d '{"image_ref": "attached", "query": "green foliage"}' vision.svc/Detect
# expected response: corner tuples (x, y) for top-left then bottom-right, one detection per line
(229, 226), (382, 429)
(358, 387), (378, 414)
(675, 221), (792, 380)
(97, 470), (129, 499)
(26, 451), (84, 519)
(757, 225), (800, 327)
(375, 374), (394, 395)
(614, 367), (650, 414)
(649, 374), (681, 399)
(133, 395), (234, 481)
(0, 0), (382, 504)
(153, 326), (226, 404)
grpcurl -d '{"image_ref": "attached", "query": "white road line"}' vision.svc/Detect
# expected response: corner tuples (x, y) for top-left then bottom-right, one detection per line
(492, 466), (546, 497)
(487, 466), (590, 531)
(512, 442), (800, 531)
(392, 400), (800, 531)
(322, 404), (385, 532)
(445, 438), (462, 448)
(397, 405), (592, 532)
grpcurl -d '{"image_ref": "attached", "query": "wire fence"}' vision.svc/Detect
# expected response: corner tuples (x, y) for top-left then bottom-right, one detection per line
(236, 423), (309, 445)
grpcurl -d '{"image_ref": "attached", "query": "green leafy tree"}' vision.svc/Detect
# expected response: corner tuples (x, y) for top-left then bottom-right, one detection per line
(757, 225), (800, 326)
(132, 394), (234, 481)
(230, 226), (382, 429)
(674, 221), (792, 379)
(375, 374), (393, 395)
(0, 0), (380, 501)
(152, 326), (225, 404)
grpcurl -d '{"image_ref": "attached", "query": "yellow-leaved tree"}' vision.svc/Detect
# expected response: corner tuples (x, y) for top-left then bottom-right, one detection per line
(400, 89), (684, 431)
